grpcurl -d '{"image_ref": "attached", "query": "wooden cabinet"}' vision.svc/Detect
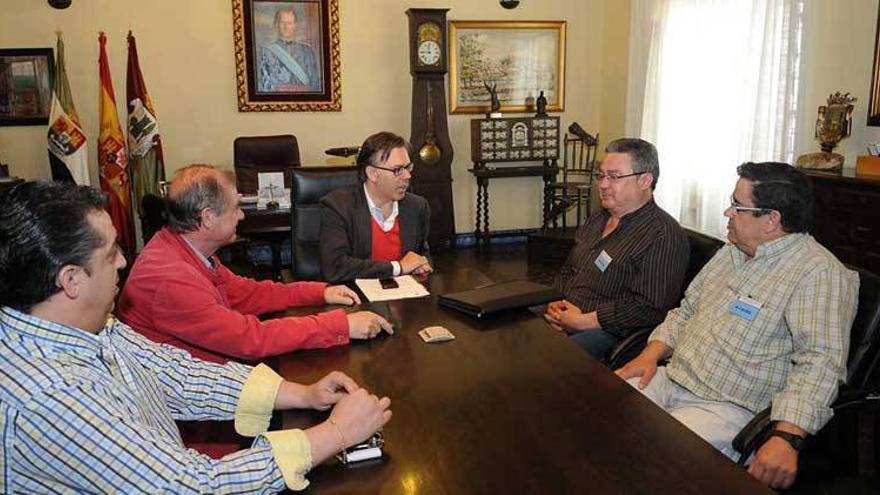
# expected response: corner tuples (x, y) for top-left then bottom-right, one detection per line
(805, 170), (880, 274)
(468, 117), (560, 243)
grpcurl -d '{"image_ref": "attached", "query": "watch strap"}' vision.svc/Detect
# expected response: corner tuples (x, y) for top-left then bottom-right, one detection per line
(769, 430), (805, 451)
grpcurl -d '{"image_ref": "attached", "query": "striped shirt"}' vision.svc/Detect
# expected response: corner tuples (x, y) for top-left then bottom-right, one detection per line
(651, 234), (859, 434)
(554, 199), (689, 337)
(0, 307), (307, 493)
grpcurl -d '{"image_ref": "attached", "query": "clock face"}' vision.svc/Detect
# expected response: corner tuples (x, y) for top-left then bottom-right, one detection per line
(418, 40), (441, 66)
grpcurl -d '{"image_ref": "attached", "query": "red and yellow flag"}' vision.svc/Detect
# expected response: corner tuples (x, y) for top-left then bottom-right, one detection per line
(98, 32), (135, 260)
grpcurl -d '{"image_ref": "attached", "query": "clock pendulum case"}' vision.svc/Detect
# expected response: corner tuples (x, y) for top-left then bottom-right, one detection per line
(406, 8), (456, 249)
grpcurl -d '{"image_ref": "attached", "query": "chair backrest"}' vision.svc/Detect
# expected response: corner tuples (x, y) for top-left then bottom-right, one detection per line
(845, 266), (880, 390)
(140, 193), (168, 244)
(290, 166), (359, 280)
(561, 130), (599, 184)
(233, 135), (301, 194)
(682, 228), (725, 292)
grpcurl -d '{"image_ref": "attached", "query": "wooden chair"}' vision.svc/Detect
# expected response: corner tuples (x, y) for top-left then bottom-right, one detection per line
(544, 124), (598, 230)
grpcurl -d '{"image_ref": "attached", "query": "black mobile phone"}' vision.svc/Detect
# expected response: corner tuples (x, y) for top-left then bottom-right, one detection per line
(379, 278), (399, 289)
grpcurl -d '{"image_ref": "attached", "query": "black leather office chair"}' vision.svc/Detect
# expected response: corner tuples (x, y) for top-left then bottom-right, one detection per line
(603, 228), (725, 369)
(140, 193), (168, 244)
(290, 166), (359, 281)
(733, 266), (880, 481)
(233, 135), (301, 195)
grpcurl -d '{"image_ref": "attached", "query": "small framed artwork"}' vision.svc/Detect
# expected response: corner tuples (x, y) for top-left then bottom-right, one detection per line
(232, 0), (341, 112)
(449, 21), (566, 114)
(0, 48), (55, 126)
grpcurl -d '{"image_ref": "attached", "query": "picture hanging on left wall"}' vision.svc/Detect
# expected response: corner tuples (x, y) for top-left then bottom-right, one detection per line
(0, 48), (54, 126)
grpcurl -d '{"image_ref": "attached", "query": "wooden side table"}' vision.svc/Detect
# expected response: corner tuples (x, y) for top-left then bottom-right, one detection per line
(469, 116), (560, 244)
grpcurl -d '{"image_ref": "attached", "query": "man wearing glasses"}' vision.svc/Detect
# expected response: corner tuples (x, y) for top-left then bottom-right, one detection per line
(320, 131), (432, 283)
(546, 138), (689, 359)
(616, 162), (858, 489)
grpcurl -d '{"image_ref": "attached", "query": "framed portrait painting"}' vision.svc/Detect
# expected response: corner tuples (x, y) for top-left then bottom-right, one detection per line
(233, 0), (341, 112)
(0, 48), (54, 126)
(449, 21), (566, 114)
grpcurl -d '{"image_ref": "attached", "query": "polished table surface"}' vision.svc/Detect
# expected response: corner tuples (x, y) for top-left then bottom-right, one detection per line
(276, 268), (771, 494)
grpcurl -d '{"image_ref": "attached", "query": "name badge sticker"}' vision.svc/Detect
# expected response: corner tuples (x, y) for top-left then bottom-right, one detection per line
(594, 250), (613, 272)
(729, 295), (762, 321)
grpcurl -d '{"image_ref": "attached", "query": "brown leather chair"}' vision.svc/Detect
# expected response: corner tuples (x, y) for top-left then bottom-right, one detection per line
(233, 135), (301, 194)
(290, 166), (360, 281)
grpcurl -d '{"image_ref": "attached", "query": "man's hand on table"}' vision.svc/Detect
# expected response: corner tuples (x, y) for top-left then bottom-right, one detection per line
(347, 311), (394, 339)
(400, 251), (431, 275)
(324, 285), (361, 305)
(307, 388), (393, 464)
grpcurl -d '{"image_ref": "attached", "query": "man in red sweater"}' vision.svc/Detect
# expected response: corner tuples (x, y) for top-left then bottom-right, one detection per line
(119, 164), (391, 365)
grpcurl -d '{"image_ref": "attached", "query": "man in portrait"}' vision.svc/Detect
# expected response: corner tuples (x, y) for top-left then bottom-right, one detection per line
(258, 6), (322, 93)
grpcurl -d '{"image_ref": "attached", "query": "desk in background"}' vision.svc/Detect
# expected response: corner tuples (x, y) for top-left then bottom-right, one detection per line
(275, 268), (770, 494)
(235, 204), (290, 279)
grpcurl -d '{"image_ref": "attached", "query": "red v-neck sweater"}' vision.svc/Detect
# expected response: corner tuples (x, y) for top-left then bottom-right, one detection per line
(118, 228), (349, 364)
(371, 217), (402, 262)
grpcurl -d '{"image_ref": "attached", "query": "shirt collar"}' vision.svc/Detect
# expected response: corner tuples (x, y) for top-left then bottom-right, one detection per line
(182, 235), (216, 271)
(363, 184), (399, 230)
(601, 198), (658, 225)
(0, 306), (109, 358)
(734, 232), (805, 262)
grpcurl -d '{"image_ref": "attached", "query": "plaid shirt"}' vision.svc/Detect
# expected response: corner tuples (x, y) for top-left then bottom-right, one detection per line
(0, 307), (309, 493)
(651, 233), (859, 434)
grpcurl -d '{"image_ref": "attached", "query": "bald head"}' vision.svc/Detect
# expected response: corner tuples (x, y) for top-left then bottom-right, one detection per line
(167, 164), (237, 233)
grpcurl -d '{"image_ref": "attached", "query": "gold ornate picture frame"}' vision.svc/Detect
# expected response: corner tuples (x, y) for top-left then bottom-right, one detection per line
(233, 0), (341, 112)
(449, 21), (566, 114)
(870, 2), (880, 126)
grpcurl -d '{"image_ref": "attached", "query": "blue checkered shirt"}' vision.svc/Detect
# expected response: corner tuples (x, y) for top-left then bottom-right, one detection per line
(0, 307), (288, 493)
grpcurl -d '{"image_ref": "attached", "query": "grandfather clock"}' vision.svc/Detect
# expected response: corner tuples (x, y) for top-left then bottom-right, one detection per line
(406, 8), (455, 250)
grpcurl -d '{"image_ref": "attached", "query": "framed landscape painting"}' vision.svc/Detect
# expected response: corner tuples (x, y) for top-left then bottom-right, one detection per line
(449, 21), (566, 114)
(233, 0), (341, 112)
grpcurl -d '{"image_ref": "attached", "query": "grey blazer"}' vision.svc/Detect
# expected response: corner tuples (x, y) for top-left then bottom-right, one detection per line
(319, 185), (431, 283)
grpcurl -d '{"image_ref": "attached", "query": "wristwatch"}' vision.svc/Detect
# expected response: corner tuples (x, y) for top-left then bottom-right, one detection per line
(770, 430), (805, 451)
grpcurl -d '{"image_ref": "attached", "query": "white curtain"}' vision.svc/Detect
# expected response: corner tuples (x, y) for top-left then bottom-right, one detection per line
(627, 0), (804, 238)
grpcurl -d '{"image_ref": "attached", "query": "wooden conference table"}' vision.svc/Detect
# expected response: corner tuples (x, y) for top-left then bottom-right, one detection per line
(275, 268), (770, 494)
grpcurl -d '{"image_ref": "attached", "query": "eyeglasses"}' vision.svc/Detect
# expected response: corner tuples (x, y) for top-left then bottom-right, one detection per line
(728, 195), (771, 216)
(369, 162), (415, 177)
(592, 171), (647, 182)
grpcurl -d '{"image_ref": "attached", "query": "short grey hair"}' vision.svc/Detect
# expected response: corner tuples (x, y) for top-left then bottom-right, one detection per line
(605, 138), (660, 189)
(166, 164), (236, 233)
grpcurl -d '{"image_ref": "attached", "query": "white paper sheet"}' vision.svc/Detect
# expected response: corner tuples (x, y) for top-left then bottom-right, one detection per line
(355, 275), (430, 302)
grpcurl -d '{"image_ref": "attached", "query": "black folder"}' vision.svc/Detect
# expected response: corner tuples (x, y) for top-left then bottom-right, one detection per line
(438, 280), (563, 318)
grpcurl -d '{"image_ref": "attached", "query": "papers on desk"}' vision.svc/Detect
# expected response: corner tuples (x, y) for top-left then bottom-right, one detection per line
(355, 275), (430, 302)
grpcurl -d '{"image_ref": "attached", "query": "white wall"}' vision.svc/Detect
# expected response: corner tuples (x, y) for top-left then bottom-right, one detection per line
(799, 0), (880, 168)
(0, 0), (608, 233)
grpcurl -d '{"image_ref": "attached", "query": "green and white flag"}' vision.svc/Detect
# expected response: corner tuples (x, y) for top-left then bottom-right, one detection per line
(47, 31), (88, 184)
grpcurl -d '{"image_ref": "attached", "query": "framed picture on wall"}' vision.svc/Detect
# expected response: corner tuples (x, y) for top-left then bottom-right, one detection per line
(232, 0), (341, 112)
(449, 21), (566, 114)
(0, 48), (54, 126)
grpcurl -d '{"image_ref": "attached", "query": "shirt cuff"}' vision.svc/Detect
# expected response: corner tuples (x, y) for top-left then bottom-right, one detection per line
(234, 363), (283, 437)
(392, 261), (401, 276)
(262, 429), (313, 491)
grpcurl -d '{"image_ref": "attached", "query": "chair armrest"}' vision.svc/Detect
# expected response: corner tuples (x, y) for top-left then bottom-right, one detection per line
(733, 407), (773, 466)
(732, 387), (880, 467)
(603, 326), (654, 370)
